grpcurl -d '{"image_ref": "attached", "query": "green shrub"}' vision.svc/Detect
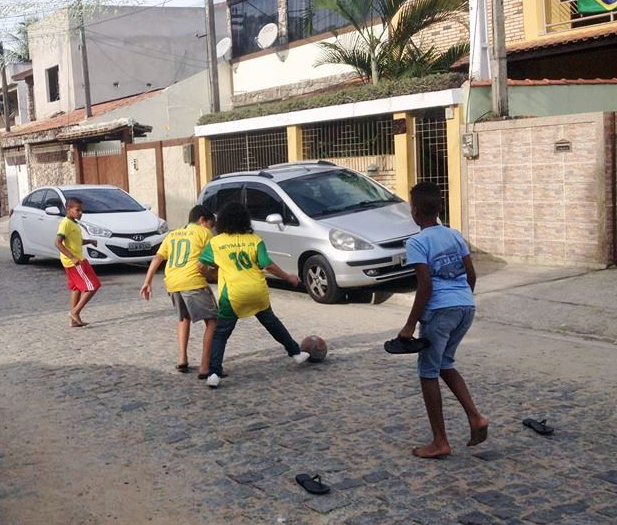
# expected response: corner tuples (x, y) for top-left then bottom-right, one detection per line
(197, 73), (466, 126)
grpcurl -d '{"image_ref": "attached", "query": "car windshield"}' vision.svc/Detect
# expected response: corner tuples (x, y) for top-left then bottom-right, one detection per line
(279, 169), (401, 219)
(61, 188), (144, 213)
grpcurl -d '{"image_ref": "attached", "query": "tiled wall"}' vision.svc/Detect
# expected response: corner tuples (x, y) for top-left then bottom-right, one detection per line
(464, 113), (615, 267)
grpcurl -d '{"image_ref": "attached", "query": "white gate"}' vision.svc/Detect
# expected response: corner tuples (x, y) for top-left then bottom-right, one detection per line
(5, 149), (29, 210)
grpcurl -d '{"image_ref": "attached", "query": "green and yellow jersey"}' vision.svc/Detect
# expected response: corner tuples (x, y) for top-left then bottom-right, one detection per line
(157, 223), (213, 292)
(57, 217), (84, 268)
(198, 233), (273, 319)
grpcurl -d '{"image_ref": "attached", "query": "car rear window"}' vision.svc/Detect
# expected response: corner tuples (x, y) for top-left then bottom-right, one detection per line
(61, 188), (144, 213)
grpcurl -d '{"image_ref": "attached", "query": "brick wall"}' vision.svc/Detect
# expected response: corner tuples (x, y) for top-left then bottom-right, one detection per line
(413, 0), (524, 54)
(463, 112), (615, 267)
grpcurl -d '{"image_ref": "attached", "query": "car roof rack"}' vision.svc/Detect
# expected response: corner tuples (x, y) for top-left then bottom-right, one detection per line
(212, 170), (274, 181)
(267, 160), (336, 169)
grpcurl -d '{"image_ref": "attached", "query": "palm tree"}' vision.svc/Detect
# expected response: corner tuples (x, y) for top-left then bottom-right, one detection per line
(312, 0), (469, 85)
(3, 17), (37, 66)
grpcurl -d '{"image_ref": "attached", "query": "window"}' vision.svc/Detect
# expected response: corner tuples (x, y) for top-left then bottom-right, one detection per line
(46, 66), (60, 102)
(279, 169), (400, 219)
(24, 190), (47, 209)
(215, 185), (243, 213)
(287, 0), (350, 42)
(43, 190), (65, 213)
(246, 185), (284, 221)
(61, 188), (144, 213)
(230, 0), (278, 57)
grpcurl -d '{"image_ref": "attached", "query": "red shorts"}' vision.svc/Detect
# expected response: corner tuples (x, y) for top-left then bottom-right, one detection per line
(65, 260), (101, 292)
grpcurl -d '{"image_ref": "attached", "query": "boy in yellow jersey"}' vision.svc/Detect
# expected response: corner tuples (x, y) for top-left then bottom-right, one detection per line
(197, 202), (309, 388)
(55, 197), (101, 327)
(140, 205), (218, 378)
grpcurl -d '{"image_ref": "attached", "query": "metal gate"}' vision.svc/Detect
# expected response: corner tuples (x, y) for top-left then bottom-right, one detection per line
(415, 109), (449, 225)
(210, 129), (288, 176)
(302, 116), (395, 190)
(81, 146), (127, 189)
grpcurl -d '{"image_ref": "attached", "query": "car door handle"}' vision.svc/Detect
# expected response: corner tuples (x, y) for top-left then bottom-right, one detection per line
(37, 217), (44, 220)
(21, 214), (27, 219)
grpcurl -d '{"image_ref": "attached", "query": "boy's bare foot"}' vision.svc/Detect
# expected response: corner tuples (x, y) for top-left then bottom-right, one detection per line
(412, 442), (451, 459)
(69, 312), (88, 327)
(467, 417), (489, 447)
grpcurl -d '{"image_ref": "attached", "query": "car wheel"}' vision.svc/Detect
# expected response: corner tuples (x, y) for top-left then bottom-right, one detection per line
(303, 255), (344, 304)
(11, 233), (32, 264)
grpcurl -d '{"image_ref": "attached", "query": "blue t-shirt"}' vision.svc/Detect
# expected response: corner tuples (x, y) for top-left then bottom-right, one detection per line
(406, 225), (474, 310)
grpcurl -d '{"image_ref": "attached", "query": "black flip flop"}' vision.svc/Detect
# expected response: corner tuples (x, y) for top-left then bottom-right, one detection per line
(176, 364), (189, 374)
(384, 336), (431, 354)
(523, 418), (554, 435)
(295, 473), (331, 495)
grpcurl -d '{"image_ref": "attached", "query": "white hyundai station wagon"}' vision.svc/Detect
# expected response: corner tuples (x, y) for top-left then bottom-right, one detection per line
(198, 161), (420, 303)
(9, 185), (169, 265)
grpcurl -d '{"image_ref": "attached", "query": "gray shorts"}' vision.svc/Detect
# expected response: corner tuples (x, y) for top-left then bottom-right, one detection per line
(169, 288), (218, 322)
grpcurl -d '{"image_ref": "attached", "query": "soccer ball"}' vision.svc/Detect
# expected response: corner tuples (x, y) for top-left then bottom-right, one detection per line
(300, 335), (328, 362)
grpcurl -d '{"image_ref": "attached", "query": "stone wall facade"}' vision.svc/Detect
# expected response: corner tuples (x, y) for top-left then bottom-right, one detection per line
(0, 148), (8, 216)
(463, 112), (616, 267)
(231, 72), (358, 107)
(28, 143), (76, 189)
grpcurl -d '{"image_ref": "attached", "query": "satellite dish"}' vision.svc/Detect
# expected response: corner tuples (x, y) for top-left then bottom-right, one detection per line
(216, 37), (232, 59)
(256, 23), (278, 49)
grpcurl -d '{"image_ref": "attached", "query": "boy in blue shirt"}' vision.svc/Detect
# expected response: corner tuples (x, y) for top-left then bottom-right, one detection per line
(398, 182), (488, 458)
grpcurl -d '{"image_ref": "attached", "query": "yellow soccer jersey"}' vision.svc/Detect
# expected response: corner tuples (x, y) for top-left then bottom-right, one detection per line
(198, 233), (273, 319)
(57, 217), (84, 268)
(157, 223), (212, 292)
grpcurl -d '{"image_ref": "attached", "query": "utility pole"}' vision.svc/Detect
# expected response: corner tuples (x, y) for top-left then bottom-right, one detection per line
(490, 0), (508, 117)
(204, 0), (220, 113)
(77, 0), (93, 118)
(0, 42), (11, 132)
(469, 0), (490, 81)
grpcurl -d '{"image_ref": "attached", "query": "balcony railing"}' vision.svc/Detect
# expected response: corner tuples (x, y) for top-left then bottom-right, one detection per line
(544, 0), (617, 34)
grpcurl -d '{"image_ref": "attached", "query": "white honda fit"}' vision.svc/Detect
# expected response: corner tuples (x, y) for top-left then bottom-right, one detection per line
(9, 185), (169, 265)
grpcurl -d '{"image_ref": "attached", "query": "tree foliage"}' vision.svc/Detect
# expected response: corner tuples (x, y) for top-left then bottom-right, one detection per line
(310, 0), (469, 84)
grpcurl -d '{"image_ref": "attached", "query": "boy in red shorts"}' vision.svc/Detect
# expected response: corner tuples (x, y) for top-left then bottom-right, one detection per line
(55, 197), (101, 327)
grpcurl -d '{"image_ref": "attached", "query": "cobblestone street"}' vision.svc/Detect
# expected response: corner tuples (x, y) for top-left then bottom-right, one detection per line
(1, 245), (616, 525)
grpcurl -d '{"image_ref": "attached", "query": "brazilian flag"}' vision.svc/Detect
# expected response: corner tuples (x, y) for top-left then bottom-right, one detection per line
(578, 0), (617, 13)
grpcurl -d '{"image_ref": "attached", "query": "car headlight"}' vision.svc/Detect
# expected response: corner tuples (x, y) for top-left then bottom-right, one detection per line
(329, 229), (373, 251)
(80, 221), (112, 238)
(157, 219), (169, 235)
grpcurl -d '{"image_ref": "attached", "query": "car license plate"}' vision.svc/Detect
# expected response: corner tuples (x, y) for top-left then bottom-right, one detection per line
(128, 242), (151, 251)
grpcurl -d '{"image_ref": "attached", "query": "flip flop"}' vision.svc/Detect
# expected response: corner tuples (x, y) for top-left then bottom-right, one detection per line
(176, 364), (189, 374)
(523, 418), (554, 435)
(295, 473), (331, 495)
(384, 336), (431, 354)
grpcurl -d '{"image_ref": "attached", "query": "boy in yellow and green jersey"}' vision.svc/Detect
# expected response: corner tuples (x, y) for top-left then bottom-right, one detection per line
(197, 202), (310, 388)
(140, 205), (218, 379)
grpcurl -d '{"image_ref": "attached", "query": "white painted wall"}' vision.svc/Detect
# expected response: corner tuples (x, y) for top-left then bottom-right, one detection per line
(163, 145), (197, 229)
(28, 5), (228, 120)
(127, 149), (158, 215)
(231, 33), (357, 94)
(6, 161), (30, 211)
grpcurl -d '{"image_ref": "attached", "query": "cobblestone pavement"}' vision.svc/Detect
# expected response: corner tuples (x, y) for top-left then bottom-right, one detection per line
(1, 247), (616, 525)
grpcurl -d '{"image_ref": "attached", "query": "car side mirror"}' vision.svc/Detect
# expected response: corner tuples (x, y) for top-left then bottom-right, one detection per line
(143, 202), (152, 210)
(45, 206), (61, 216)
(266, 213), (285, 231)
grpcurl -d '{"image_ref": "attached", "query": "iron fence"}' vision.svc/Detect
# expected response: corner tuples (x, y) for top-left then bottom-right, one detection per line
(415, 109), (449, 225)
(302, 116), (395, 188)
(210, 129), (288, 176)
(544, 0), (617, 33)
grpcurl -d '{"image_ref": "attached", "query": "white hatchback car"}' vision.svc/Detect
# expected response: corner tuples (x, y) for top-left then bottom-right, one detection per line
(9, 185), (169, 265)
